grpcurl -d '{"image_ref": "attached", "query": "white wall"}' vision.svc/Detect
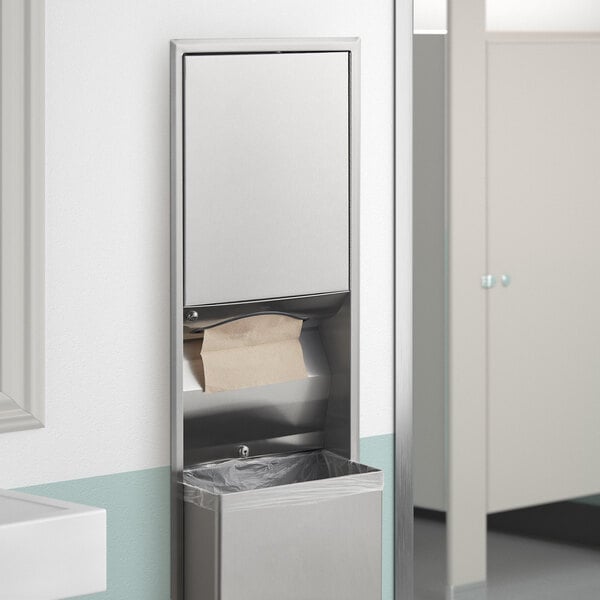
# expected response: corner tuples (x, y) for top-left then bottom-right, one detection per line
(414, 0), (447, 32)
(487, 0), (600, 31)
(0, 0), (395, 489)
(416, 0), (600, 31)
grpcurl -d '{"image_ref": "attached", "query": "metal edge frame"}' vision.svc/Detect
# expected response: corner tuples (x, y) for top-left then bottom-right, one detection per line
(348, 38), (361, 462)
(170, 40), (185, 600)
(395, 1), (414, 599)
(171, 36), (361, 600)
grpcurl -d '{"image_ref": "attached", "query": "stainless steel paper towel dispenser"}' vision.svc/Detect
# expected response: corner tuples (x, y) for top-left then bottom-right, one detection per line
(183, 51), (350, 306)
(171, 38), (374, 600)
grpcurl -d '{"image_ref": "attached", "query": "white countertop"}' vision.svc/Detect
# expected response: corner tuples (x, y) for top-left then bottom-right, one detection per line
(0, 490), (106, 600)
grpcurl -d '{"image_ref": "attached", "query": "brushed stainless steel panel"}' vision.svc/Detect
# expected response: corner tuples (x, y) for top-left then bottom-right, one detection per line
(396, 3), (415, 600)
(171, 39), (185, 600)
(183, 454), (382, 600)
(183, 498), (218, 599)
(183, 51), (350, 306)
(219, 491), (381, 600)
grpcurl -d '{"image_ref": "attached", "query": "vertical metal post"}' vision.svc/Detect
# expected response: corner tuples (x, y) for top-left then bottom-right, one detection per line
(395, 1), (414, 599)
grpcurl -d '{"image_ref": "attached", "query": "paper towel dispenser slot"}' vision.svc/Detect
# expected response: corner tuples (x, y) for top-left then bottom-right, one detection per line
(183, 50), (351, 307)
(183, 291), (347, 331)
(185, 311), (309, 334)
(182, 308), (342, 464)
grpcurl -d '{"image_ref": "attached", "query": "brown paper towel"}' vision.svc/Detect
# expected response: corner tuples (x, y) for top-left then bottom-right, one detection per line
(200, 314), (307, 393)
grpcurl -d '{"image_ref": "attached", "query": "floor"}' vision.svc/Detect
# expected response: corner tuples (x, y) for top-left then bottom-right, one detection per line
(415, 516), (600, 600)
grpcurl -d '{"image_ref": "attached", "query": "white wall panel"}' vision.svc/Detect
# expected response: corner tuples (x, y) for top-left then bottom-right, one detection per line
(0, 0), (395, 488)
(414, 0), (447, 33)
(487, 0), (600, 31)
(416, 0), (600, 32)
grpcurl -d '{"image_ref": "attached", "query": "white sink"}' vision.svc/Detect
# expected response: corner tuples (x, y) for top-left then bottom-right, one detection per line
(0, 489), (106, 600)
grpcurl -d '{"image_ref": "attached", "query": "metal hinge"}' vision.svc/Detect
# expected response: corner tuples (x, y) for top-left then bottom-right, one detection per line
(481, 274), (512, 288)
(481, 274), (497, 289)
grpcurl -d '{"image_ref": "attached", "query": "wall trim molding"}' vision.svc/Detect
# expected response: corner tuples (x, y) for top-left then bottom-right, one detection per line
(0, 0), (45, 434)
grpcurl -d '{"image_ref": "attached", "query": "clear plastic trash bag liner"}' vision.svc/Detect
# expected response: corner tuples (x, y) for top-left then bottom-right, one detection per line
(183, 450), (383, 512)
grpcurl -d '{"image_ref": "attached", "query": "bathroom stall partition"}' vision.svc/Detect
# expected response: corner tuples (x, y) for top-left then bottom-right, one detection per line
(170, 38), (384, 600)
(414, 1), (600, 594)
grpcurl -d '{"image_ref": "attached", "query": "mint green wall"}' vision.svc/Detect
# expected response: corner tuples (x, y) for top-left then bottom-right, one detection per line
(20, 468), (171, 600)
(360, 433), (395, 600)
(19, 434), (394, 600)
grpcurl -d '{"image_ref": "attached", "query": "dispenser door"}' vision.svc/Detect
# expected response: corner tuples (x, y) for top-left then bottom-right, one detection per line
(183, 51), (350, 306)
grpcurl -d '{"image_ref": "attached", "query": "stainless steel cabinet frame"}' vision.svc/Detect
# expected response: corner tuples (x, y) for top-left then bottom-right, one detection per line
(171, 37), (361, 600)
(171, 23), (413, 600)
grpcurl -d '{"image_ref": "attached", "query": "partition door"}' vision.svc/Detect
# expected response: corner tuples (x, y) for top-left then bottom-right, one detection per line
(448, 15), (600, 593)
(486, 36), (600, 513)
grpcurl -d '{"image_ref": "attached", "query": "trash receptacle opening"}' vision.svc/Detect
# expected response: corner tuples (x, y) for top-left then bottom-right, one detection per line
(183, 450), (380, 495)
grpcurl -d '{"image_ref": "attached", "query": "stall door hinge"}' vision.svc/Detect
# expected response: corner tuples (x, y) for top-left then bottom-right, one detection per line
(481, 274), (497, 289)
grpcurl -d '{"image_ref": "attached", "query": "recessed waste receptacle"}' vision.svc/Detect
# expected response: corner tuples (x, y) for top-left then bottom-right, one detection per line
(183, 450), (383, 600)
